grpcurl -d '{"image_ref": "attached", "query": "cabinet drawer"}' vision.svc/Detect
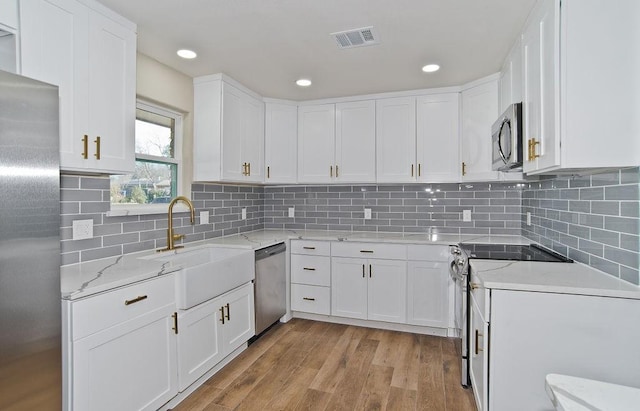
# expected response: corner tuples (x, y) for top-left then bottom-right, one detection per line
(290, 240), (331, 256)
(331, 242), (407, 260)
(291, 254), (330, 286)
(407, 244), (449, 261)
(72, 275), (175, 340)
(291, 284), (330, 315)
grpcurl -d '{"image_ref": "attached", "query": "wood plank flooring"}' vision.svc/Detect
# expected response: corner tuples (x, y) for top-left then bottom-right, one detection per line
(172, 319), (476, 411)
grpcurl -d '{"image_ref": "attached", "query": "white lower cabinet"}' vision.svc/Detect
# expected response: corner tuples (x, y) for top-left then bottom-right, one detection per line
(469, 290), (489, 411)
(290, 240), (332, 315)
(177, 282), (254, 391)
(406, 260), (449, 328)
(69, 275), (178, 411)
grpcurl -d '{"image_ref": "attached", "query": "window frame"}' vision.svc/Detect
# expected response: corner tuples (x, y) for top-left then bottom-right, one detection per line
(108, 100), (185, 216)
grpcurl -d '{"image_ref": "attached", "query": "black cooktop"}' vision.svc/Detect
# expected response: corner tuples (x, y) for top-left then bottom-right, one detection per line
(460, 244), (573, 263)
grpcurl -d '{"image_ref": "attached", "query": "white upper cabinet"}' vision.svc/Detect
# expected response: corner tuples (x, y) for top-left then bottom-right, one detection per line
(0, 1), (17, 29)
(297, 104), (335, 183)
(499, 37), (522, 113)
(20, 0), (136, 174)
(264, 101), (297, 183)
(193, 75), (265, 182)
(416, 93), (460, 182)
(298, 100), (375, 184)
(522, 0), (640, 174)
(376, 97), (417, 183)
(460, 79), (500, 181)
(335, 100), (376, 183)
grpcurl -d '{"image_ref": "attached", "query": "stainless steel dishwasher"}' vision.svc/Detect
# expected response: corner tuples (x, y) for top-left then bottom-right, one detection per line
(254, 242), (287, 336)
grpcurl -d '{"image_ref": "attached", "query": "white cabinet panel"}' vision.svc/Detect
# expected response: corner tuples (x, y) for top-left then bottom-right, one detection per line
(469, 293), (488, 411)
(291, 254), (331, 287)
(291, 283), (330, 315)
(0, 0), (17, 28)
(297, 104), (335, 183)
(331, 257), (368, 320)
(220, 283), (255, 353)
(416, 93), (460, 182)
(221, 84), (245, 180)
(367, 259), (407, 324)
(499, 37), (522, 113)
(265, 102), (297, 183)
(335, 100), (376, 183)
(376, 97), (416, 183)
(407, 261), (449, 328)
(461, 80), (499, 181)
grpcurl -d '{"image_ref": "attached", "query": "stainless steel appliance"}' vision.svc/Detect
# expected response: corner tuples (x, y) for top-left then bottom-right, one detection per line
(451, 243), (573, 388)
(448, 244), (469, 387)
(0, 70), (61, 409)
(491, 102), (523, 171)
(253, 242), (286, 336)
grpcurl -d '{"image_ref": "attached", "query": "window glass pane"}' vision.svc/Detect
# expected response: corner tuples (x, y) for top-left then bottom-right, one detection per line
(135, 108), (175, 158)
(111, 160), (177, 204)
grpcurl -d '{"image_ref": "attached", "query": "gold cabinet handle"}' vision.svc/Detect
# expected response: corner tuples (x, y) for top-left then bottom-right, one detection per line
(462, 162), (467, 176)
(303, 267), (316, 271)
(220, 306), (225, 324)
(225, 303), (230, 321)
(94, 136), (101, 159)
(418, 163), (421, 177)
(172, 312), (178, 334)
(247, 162), (251, 176)
(303, 297), (316, 301)
(336, 164), (339, 178)
(470, 282), (480, 290)
(475, 329), (483, 355)
(267, 166), (270, 179)
(531, 138), (540, 161)
(81, 135), (88, 159)
(241, 163), (246, 175)
(330, 165), (333, 177)
(411, 164), (414, 177)
(303, 246), (316, 250)
(124, 295), (147, 305)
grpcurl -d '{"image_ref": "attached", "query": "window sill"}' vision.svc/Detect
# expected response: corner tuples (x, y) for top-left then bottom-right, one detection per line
(107, 203), (191, 217)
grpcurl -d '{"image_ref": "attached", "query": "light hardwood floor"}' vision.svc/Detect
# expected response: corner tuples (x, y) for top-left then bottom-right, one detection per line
(172, 319), (476, 411)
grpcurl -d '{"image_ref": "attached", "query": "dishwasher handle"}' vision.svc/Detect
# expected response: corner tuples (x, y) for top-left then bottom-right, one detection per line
(255, 242), (286, 261)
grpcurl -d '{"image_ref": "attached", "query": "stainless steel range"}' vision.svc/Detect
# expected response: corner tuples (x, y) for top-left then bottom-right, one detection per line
(449, 243), (573, 388)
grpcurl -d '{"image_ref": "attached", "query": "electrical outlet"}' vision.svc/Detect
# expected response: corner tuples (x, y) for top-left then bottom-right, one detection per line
(527, 211), (532, 226)
(288, 207), (295, 218)
(462, 210), (472, 222)
(241, 208), (247, 220)
(200, 210), (209, 224)
(72, 219), (93, 240)
(364, 208), (372, 220)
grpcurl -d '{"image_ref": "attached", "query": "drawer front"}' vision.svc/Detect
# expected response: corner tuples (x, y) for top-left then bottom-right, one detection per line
(72, 275), (175, 340)
(291, 254), (331, 286)
(331, 242), (407, 260)
(407, 244), (449, 262)
(291, 284), (330, 315)
(290, 240), (331, 256)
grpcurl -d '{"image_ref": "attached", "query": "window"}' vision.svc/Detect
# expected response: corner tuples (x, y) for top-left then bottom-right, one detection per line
(110, 101), (183, 214)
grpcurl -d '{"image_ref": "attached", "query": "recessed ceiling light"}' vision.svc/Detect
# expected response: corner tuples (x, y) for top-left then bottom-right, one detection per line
(177, 49), (197, 59)
(422, 64), (440, 73)
(296, 79), (312, 87)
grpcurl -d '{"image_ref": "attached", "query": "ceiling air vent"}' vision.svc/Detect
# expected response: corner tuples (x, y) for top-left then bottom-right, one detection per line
(331, 26), (379, 49)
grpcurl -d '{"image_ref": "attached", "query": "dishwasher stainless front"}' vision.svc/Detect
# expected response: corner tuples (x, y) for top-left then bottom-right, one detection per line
(254, 242), (287, 336)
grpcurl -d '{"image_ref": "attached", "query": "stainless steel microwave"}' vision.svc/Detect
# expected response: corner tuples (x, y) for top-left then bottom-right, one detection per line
(491, 102), (523, 171)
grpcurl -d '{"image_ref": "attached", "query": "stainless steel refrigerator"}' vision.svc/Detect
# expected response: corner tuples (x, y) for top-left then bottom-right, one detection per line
(0, 70), (61, 409)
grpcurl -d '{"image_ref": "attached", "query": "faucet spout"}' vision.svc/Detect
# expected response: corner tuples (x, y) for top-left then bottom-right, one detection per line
(158, 196), (196, 252)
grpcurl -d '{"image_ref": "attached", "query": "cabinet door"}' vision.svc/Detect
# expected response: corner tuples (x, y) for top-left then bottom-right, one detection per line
(522, 0), (559, 173)
(20, 0), (90, 170)
(460, 80), (499, 181)
(367, 259), (407, 324)
(0, 1), (17, 29)
(242, 94), (264, 182)
(298, 104), (335, 183)
(73, 306), (178, 411)
(376, 97), (416, 183)
(416, 93), (460, 182)
(177, 299), (224, 392)
(265, 102), (297, 183)
(220, 283), (255, 354)
(331, 257), (367, 320)
(406, 261), (449, 328)
(86, 9), (136, 174)
(221, 83), (245, 181)
(469, 295), (488, 411)
(335, 100), (376, 183)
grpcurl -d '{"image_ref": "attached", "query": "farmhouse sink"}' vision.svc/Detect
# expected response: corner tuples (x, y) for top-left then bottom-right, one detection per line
(145, 246), (254, 309)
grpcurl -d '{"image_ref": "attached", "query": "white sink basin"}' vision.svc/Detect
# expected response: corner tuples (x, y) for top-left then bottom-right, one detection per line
(147, 246), (254, 309)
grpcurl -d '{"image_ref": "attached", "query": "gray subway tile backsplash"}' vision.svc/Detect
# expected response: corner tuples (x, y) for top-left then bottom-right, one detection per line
(60, 168), (639, 285)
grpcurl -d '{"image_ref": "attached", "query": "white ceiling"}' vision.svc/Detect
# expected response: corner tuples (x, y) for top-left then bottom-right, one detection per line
(97, 0), (536, 100)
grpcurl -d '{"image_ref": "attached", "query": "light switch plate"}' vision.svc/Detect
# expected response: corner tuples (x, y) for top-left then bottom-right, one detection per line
(241, 208), (247, 220)
(364, 208), (372, 220)
(462, 210), (472, 222)
(72, 219), (93, 240)
(288, 207), (295, 218)
(200, 210), (209, 224)
(527, 211), (532, 226)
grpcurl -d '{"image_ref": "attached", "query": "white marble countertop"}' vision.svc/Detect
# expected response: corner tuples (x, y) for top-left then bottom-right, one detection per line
(61, 229), (530, 301)
(545, 373), (640, 411)
(470, 259), (640, 300)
